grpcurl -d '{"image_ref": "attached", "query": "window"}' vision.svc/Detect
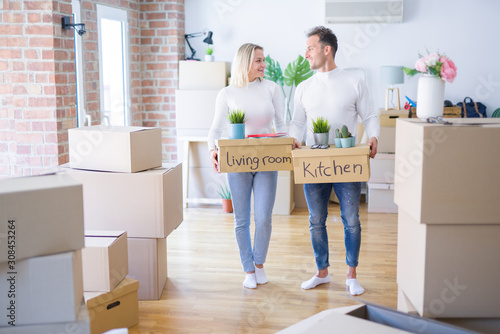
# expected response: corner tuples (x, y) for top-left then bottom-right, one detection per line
(72, 0), (88, 127)
(97, 5), (130, 126)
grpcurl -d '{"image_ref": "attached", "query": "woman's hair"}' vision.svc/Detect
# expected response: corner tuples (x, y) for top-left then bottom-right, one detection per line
(230, 43), (264, 89)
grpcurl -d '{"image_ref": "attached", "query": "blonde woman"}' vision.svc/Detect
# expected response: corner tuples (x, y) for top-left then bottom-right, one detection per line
(208, 43), (286, 289)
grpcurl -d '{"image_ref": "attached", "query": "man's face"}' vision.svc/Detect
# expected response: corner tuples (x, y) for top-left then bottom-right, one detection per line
(305, 35), (327, 70)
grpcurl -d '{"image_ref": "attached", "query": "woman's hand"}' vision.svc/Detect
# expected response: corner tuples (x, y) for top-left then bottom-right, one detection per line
(292, 138), (302, 149)
(210, 149), (219, 173)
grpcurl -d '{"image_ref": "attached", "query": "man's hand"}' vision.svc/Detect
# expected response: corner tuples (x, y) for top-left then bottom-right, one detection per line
(368, 137), (378, 158)
(293, 138), (302, 149)
(209, 149), (219, 173)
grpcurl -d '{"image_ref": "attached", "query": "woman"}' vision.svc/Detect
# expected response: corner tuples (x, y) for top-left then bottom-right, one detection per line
(208, 43), (286, 289)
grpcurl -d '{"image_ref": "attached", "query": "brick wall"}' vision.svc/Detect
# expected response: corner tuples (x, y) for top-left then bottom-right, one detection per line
(0, 0), (76, 176)
(140, 0), (184, 161)
(0, 0), (185, 176)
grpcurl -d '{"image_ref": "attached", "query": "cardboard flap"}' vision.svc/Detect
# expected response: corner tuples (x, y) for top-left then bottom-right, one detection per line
(85, 278), (139, 308)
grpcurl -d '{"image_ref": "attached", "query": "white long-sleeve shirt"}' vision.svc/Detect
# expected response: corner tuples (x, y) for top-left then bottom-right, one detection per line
(208, 79), (286, 151)
(288, 67), (379, 145)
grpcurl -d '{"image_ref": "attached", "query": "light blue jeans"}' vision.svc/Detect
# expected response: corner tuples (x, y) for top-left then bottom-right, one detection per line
(303, 182), (362, 270)
(227, 171), (278, 273)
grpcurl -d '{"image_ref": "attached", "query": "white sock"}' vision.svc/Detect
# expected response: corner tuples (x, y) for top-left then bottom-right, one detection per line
(301, 275), (330, 290)
(346, 278), (365, 295)
(255, 267), (268, 284)
(243, 273), (257, 289)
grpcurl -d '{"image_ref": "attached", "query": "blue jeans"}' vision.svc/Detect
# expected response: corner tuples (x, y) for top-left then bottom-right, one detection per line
(228, 171), (278, 273)
(303, 182), (362, 270)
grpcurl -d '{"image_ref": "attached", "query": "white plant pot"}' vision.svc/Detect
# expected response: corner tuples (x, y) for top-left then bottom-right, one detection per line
(204, 55), (214, 62)
(416, 74), (445, 119)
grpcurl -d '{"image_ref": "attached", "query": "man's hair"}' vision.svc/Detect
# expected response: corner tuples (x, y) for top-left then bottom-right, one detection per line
(230, 43), (264, 89)
(307, 26), (338, 59)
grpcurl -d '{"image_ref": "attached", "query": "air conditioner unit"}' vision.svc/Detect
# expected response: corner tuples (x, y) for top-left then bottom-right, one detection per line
(325, 0), (403, 24)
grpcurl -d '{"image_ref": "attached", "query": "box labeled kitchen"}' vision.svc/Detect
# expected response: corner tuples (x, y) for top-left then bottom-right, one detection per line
(291, 145), (370, 184)
(216, 137), (294, 173)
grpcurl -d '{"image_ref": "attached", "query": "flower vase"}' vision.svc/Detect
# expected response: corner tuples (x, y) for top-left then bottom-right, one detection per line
(416, 74), (445, 119)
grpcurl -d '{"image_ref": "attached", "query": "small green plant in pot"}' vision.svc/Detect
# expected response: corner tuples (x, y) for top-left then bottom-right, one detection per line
(340, 125), (354, 148)
(312, 116), (331, 145)
(217, 183), (232, 213)
(205, 45), (214, 62)
(227, 109), (246, 139)
(334, 128), (342, 148)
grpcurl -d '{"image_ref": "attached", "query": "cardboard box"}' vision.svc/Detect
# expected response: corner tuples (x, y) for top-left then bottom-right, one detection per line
(394, 118), (500, 224)
(179, 61), (229, 90)
(69, 125), (162, 173)
(379, 108), (410, 127)
(217, 137), (294, 173)
(61, 163), (183, 238)
(0, 301), (90, 334)
(82, 231), (128, 292)
(368, 153), (395, 183)
(367, 183), (397, 213)
(397, 209), (500, 318)
(127, 237), (167, 300)
(278, 303), (471, 333)
(0, 174), (84, 263)
(85, 278), (139, 334)
(176, 90), (219, 137)
(377, 126), (396, 153)
(0, 250), (83, 326)
(410, 106), (463, 118)
(291, 144), (370, 184)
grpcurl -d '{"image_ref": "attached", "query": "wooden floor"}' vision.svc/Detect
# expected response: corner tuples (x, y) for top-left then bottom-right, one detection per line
(129, 202), (398, 334)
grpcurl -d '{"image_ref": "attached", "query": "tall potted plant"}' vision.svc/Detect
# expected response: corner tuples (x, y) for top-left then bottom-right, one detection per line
(312, 116), (331, 146)
(227, 109), (246, 139)
(217, 184), (232, 213)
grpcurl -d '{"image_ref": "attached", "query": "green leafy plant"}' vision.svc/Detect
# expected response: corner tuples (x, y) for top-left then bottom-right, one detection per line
(341, 125), (352, 138)
(217, 183), (231, 200)
(265, 54), (313, 121)
(206, 46), (213, 55)
(227, 109), (246, 124)
(312, 117), (331, 134)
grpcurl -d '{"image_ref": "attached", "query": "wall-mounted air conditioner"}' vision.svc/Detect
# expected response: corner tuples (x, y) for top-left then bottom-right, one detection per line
(325, 0), (403, 24)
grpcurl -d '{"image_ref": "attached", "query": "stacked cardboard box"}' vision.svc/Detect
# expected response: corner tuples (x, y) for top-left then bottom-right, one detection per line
(65, 125), (184, 302)
(366, 109), (405, 212)
(81, 230), (139, 334)
(0, 174), (89, 333)
(394, 118), (500, 331)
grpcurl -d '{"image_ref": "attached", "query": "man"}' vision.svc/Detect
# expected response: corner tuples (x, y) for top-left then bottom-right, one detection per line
(288, 26), (379, 295)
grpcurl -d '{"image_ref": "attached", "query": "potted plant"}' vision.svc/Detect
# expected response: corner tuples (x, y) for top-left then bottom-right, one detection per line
(312, 116), (331, 146)
(227, 108), (246, 139)
(340, 125), (354, 148)
(217, 183), (232, 213)
(334, 128), (342, 148)
(205, 45), (214, 62)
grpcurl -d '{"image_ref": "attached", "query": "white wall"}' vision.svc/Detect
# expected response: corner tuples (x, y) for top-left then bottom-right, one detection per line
(186, 0), (500, 116)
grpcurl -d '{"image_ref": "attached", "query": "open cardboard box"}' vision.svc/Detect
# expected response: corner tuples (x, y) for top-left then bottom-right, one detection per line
(278, 303), (474, 333)
(82, 231), (128, 292)
(0, 174), (84, 263)
(85, 278), (139, 334)
(69, 125), (162, 173)
(216, 137), (294, 173)
(291, 144), (370, 184)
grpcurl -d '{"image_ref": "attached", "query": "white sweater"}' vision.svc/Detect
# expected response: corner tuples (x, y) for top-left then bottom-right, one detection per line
(288, 68), (379, 145)
(208, 79), (287, 151)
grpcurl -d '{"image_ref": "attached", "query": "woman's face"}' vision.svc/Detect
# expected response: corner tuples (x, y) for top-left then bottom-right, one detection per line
(248, 48), (266, 82)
